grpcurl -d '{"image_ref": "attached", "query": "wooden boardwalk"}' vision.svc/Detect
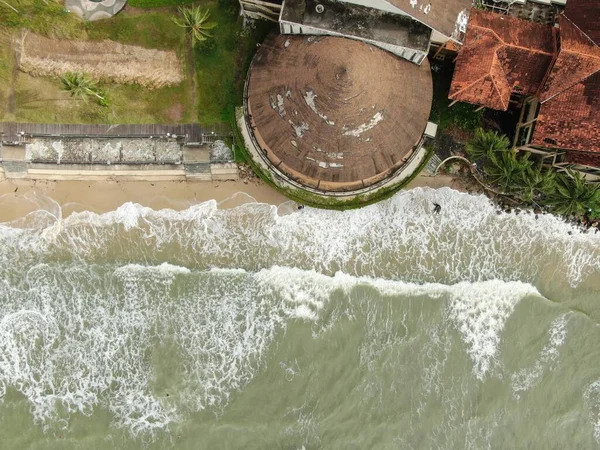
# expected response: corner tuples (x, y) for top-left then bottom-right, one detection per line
(0, 122), (231, 144)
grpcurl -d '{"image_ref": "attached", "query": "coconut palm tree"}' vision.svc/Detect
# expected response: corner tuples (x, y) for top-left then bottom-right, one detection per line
(59, 72), (108, 107)
(544, 170), (600, 218)
(173, 6), (216, 46)
(466, 128), (511, 162)
(484, 150), (533, 194)
(517, 165), (556, 203)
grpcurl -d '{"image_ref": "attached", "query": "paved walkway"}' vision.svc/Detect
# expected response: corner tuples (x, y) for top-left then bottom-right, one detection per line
(65, 0), (128, 21)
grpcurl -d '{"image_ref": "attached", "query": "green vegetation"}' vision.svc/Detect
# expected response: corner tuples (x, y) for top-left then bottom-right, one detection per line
(128, 0), (196, 7)
(173, 6), (216, 45)
(196, 9), (273, 123)
(484, 150), (533, 195)
(466, 128), (511, 161)
(60, 72), (109, 107)
(464, 128), (600, 219)
(545, 171), (600, 218)
(86, 13), (184, 51)
(429, 62), (483, 137)
(0, 0), (266, 126)
(0, 0), (85, 39)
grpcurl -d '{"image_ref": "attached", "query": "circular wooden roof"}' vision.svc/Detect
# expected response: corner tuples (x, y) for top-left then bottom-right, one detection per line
(246, 34), (433, 191)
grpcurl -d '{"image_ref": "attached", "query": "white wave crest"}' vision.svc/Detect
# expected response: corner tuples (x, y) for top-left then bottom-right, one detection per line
(511, 314), (569, 396)
(0, 263), (541, 437)
(584, 380), (600, 443)
(1, 188), (598, 293)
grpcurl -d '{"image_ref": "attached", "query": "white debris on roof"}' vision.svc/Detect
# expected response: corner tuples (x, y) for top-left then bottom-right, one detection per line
(306, 157), (344, 169)
(290, 120), (310, 137)
(304, 90), (335, 125)
(343, 112), (384, 137)
(270, 93), (286, 118)
(410, 0), (417, 7)
(454, 9), (469, 38)
(424, 4), (431, 14)
(284, 38), (291, 48)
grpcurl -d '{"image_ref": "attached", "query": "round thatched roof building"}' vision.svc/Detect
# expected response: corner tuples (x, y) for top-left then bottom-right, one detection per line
(246, 34), (433, 192)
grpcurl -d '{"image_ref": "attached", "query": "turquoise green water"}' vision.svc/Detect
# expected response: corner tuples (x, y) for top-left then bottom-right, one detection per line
(0, 187), (599, 449)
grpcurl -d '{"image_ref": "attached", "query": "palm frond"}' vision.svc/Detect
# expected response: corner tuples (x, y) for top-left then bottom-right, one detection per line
(173, 6), (217, 45)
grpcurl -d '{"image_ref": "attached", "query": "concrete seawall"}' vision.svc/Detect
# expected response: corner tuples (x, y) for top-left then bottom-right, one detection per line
(0, 138), (239, 182)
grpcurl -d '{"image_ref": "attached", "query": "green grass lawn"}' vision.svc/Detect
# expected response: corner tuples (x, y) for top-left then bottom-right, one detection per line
(85, 12), (185, 51)
(0, 0), (86, 39)
(0, 0), (270, 126)
(194, 2), (274, 124)
(0, 30), (14, 119)
(128, 0), (196, 7)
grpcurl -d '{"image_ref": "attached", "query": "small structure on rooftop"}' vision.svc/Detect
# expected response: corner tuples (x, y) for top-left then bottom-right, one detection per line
(279, 0), (432, 63)
(240, 0), (476, 65)
(244, 34), (432, 193)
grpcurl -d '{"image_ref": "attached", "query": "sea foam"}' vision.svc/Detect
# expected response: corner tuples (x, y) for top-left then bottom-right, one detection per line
(0, 263), (541, 436)
(0, 187), (593, 292)
(0, 187), (598, 439)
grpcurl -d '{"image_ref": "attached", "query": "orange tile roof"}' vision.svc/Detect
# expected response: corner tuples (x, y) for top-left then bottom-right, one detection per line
(449, 10), (555, 111)
(563, 0), (600, 45)
(533, 11), (600, 154)
(533, 68), (600, 153)
(565, 150), (600, 169)
(539, 16), (600, 102)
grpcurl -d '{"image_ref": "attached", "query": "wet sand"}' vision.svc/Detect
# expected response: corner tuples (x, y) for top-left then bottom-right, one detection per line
(0, 174), (462, 223)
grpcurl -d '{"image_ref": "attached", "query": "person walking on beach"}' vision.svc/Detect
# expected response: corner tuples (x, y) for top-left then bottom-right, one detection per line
(433, 203), (441, 214)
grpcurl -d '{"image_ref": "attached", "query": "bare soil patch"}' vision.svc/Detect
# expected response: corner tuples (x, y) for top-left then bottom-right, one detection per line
(17, 31), (184, 89)
(164, 103), (184, 121)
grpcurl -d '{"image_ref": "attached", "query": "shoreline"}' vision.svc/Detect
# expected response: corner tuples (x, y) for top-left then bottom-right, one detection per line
(0, 173), (464, 223)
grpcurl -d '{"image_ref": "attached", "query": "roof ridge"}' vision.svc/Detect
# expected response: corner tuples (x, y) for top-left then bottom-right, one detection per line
(471, 24), (554, 56)
(541, 65), (600, 104)
(562, 12), (599, 49)
(560, 47), (600, 60)
(449, 73), (491, 99)
(489, 52), (510, 110)
(449, 26), (502, 100)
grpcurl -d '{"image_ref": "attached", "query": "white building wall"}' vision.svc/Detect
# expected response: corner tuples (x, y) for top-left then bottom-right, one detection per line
(430, 29), (447, 44)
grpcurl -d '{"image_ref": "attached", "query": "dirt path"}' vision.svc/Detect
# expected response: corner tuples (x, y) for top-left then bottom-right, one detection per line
(185, 34), (198, 120)
(6, 33), (22, 117)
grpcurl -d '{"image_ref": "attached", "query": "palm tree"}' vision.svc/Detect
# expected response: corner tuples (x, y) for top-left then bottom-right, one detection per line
(517, 165), (556, 203)
(466, 128), (511, 162)
(544, 170), (600, 218)
(484, 150), (533, 194)
(173, 6), (216, 46)
(59, 72), (108, 106)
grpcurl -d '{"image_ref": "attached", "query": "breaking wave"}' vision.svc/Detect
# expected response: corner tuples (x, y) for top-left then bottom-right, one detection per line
(0, 187), (598, 442)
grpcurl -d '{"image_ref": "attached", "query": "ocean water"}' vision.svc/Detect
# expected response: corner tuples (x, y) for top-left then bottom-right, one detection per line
(0, 187), (599, 449)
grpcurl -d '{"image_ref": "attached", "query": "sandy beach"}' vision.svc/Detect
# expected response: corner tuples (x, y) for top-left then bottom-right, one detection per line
(0, 173), (463, 222)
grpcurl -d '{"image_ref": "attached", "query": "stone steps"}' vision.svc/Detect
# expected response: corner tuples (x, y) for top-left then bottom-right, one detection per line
(424, 153), (443, 175)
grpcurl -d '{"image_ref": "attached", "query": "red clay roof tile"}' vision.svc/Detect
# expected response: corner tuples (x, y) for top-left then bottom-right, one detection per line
(449, 10), (555, 111)
(533, 71), (600, 153)
(563, 0), (600, 45)
(565, 150), (600, 168)
(540, 16), (600, 102)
